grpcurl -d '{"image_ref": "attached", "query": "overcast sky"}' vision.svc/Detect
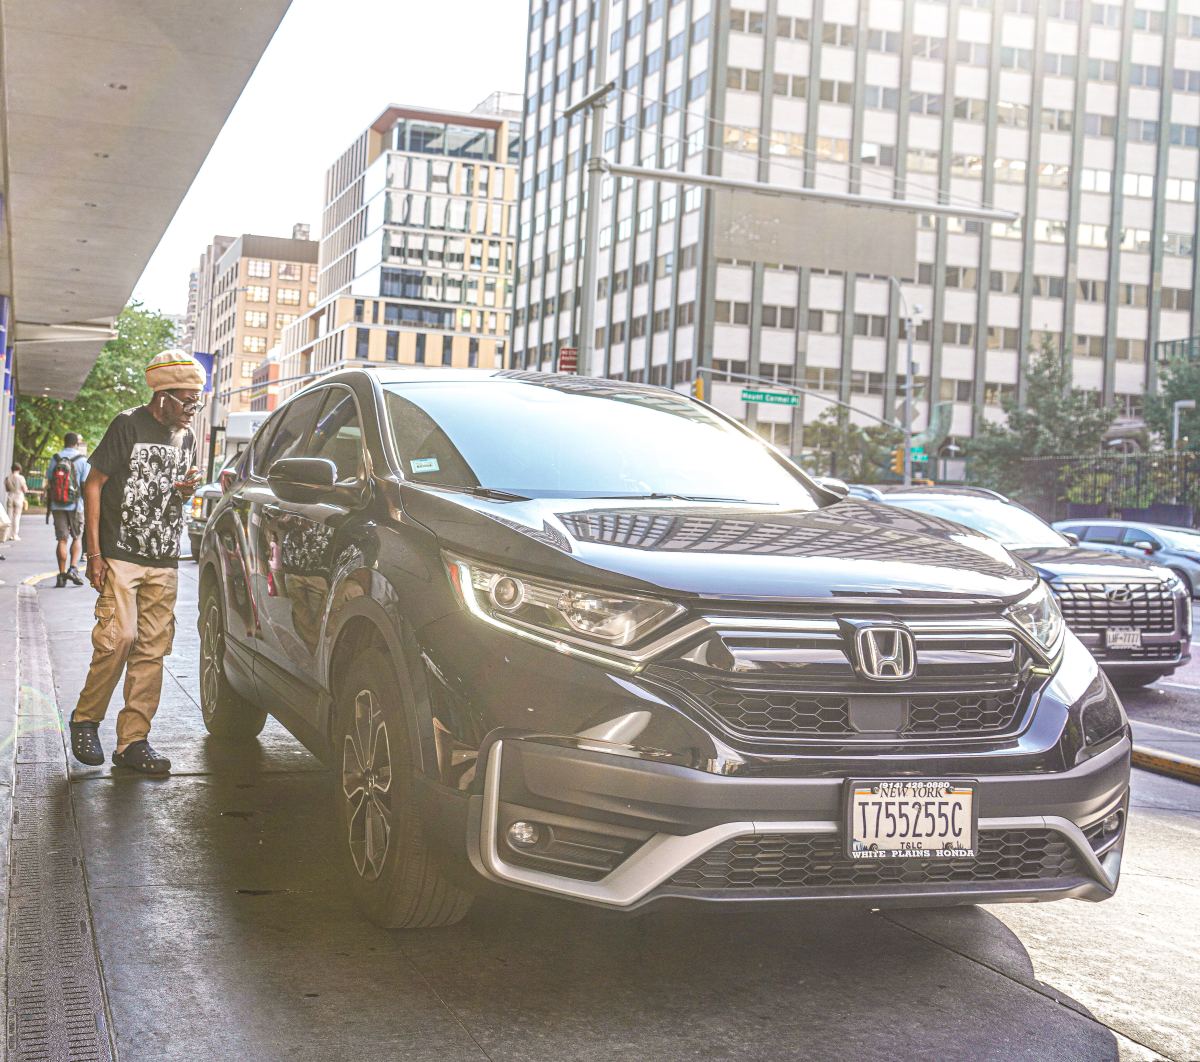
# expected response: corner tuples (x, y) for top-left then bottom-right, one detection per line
(131, 0), (528, 317)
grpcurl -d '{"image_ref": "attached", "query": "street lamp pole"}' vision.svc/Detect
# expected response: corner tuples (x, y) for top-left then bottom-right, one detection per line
(1173, 399), (1195, 450)
(200, 283), (250, 478)
(889, 278), (921, 487)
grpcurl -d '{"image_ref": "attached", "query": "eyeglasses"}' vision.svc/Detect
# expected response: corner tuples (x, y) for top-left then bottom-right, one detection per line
(164, 392), (203, 415)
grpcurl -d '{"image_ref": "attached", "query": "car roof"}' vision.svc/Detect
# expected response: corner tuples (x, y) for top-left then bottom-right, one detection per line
(1053, 518), (1197, 532)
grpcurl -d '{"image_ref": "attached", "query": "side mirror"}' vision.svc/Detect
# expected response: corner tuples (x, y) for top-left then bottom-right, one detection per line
(1062, 532), (1080, 546)
(814, 476), (850, 500)
(268, 457), (337, 504)
(1131, 539), (1158, 554)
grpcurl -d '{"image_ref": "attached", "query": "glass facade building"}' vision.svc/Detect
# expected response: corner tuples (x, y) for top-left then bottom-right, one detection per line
(513, 0), (1200, 451)
(279, 99), (520, 397)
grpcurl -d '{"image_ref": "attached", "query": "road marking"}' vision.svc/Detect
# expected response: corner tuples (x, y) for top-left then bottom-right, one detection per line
(1132, 745), (1200, 785)
(1132, 719), (1200, 739)
(22, 570), (60, 586)
(1157, 680), (1200, 692)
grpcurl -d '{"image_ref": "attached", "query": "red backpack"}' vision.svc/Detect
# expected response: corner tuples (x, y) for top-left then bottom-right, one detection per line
(49, 453), (81, 506)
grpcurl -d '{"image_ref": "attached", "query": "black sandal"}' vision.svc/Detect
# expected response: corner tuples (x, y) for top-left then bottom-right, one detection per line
(111, 740), (171, 776)
(69, 717), (105, 766)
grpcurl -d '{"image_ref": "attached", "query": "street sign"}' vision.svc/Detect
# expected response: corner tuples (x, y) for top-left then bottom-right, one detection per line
(741, 388), (798, 406)
(558, 347), (578, 373)
(910, 447), (927, 459)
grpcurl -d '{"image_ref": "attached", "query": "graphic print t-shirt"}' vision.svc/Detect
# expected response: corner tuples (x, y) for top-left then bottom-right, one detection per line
(90, 406), (197, 569)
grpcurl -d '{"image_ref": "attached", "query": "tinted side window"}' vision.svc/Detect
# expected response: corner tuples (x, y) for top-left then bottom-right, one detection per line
(1121, 528), (1159, 547)
(306, 388), (364, 483)
(257, 391), (323, 475)
(1085, 526), (1123, 544)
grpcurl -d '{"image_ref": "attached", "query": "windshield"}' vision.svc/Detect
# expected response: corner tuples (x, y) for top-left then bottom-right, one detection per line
(886, 496), (1068, 549)
(382, 378), (820, 507)
(1158, 527), (1200, 552)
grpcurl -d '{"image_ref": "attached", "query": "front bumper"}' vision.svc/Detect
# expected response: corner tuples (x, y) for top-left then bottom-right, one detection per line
(466, 731), (1130, 910)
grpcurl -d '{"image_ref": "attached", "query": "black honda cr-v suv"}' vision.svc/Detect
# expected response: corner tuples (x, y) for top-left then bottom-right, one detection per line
(197, 369), (1130, 927)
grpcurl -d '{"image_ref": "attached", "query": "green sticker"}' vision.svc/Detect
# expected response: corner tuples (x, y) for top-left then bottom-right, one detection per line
(410, 457), (440, 474)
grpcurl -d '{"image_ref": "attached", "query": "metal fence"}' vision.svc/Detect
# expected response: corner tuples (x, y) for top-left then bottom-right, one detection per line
(1020, 453), (1200, 527)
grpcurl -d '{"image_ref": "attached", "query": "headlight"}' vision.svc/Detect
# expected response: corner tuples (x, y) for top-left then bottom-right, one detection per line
(190, 496), (204, 519)
(1150, 565), (1185, 594)
(445, 554), (684, 664)
(1007, 581), (1065, 652)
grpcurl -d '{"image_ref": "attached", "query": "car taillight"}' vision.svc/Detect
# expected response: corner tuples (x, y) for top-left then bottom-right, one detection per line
(190, 496), (204, 519)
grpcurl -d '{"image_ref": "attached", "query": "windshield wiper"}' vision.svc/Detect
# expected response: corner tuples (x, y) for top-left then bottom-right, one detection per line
(584, 493), (768, 504)
(429, 484), (530, 502)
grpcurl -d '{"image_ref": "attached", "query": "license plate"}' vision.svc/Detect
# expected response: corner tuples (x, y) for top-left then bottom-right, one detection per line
(847, 780), (976, 860)
(1106, 627), (1142, 649)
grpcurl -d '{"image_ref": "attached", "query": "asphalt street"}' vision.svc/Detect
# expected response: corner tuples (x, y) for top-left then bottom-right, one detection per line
(2, 522), (1199, 1061)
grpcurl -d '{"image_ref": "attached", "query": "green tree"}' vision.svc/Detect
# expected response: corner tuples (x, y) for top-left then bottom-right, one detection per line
(1144, 355), (1200, 450)
(15, 303), (174, 472)
(967, 339), (1117, 498)
(796, 408), (896, 481)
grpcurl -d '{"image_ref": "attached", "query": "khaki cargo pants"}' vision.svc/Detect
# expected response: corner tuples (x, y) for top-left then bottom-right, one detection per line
(74, 557), (177, 747)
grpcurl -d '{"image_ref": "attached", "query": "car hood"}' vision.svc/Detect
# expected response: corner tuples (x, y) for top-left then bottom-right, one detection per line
(1010, 545), (1164, 581)
(400, 486), (1038, 604)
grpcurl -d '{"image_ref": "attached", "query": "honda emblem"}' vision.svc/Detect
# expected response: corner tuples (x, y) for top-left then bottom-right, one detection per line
(855, 626), (916, 682)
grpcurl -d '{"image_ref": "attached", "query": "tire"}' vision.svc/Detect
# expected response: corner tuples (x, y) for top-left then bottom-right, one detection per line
(332, 647), (473, 929)
(199, 584), (268, 739)
(1111, 670), (1163, 691)
(189, 534), (202, 562)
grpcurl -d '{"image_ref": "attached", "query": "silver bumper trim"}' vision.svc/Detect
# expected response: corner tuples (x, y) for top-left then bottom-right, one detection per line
(476, 740), (1119, 908)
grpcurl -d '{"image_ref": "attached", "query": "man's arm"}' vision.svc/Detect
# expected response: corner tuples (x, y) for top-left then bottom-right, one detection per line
(82, 470), (109, 592)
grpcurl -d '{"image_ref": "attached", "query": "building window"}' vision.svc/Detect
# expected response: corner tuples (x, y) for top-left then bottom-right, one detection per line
(241, 361), (257, 379)
(356, 328), (371, 358)
(415, 333), (426, 364)
(386, 331), (399, 361)
(277, 288), (302, 306)
(468, 337), (479, 368)
(243, 335), (267, 354)
(244, 310), (268, 328)
(441, 334), (453, 365)
(275, 313), (297, 330)
(246, 285), (270, 303)
(246, 259), (271, 278)
(277, 262), (301, 281)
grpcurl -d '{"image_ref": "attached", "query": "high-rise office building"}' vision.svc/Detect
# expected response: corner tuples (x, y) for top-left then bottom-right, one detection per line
(278, 96), (521, 397)
(187, 228), (318, 470)
(514, 0), (1200, 452)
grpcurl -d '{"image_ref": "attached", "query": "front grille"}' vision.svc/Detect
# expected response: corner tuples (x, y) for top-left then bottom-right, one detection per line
(653, 669), (1025, 739)
(1053, 580), (1176, 635)
(666, 830), (1084, 891)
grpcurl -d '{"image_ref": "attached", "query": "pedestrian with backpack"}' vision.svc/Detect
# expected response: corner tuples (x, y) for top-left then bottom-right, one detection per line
(69, 351), (203, 776)
(47, 432), (90, 587)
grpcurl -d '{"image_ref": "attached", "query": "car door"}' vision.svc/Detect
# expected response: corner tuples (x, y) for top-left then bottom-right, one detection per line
(253, 385), (369, 725)
(241, 389), (325, 702)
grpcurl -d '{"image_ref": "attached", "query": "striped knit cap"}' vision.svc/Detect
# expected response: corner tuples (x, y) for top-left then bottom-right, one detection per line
(145, 349), (205, 392)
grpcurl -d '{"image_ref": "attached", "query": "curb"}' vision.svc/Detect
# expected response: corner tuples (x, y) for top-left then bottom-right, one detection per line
(1132, 745), (1200, 785)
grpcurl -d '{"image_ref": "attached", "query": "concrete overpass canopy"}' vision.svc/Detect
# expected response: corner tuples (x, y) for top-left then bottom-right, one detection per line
(0, 0), (293, 401)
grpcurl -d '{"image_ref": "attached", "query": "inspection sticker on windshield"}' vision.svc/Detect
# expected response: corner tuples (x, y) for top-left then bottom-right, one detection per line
(410, 458), (440, 474)
(847, 779), (976, 860)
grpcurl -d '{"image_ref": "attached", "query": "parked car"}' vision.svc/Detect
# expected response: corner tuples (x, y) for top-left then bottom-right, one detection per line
(855, 486), (1192, 689)
(1052, 518), (1200, 599)
(198, 370), (1129, 928)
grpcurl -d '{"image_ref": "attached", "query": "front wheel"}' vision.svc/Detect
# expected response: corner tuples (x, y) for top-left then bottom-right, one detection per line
(332, 647), (472, 929)
(199, 585), (267, 739)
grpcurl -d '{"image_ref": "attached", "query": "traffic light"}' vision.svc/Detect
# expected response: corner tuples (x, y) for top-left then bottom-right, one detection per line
(890, 445), (904, 475)
(691, 377), (705, 401)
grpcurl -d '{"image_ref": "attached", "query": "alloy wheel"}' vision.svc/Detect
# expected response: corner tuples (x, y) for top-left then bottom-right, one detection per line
(200, 601), (222, 724)
(342, 688), (393, 881)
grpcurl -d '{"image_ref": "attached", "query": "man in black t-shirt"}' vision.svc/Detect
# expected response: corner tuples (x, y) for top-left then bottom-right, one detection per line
(68, 350), (205, 775)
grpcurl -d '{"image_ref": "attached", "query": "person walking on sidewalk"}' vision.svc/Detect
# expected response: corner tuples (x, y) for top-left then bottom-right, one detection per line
(47, 432), (90, 587)
(69, 350), (204, 776)
(4, 464), (28, 542)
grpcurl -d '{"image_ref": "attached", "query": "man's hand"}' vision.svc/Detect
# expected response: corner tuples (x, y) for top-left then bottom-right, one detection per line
(174, 466), (202, 500)
(86, 554), (108, 593)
